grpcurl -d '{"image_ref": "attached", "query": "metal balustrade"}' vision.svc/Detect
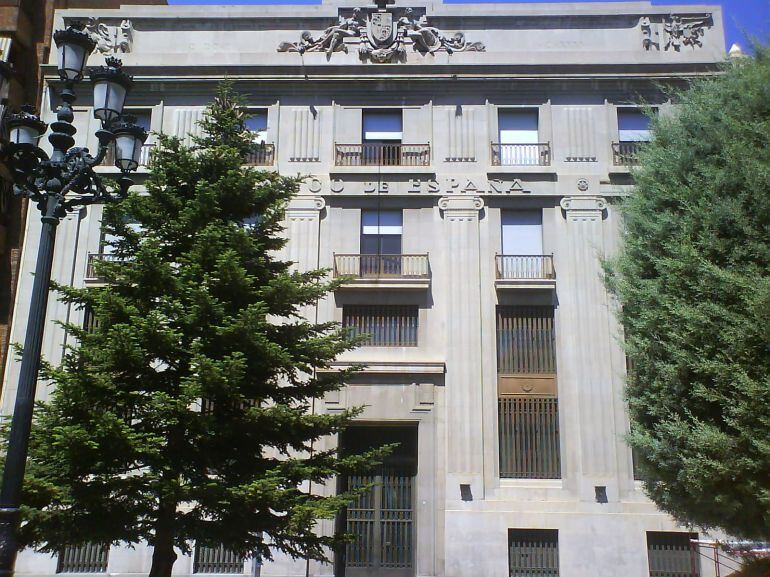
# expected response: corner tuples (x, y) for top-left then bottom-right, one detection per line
(244, 143), (275, 166)
(612, 141), (644, 166)
(334, 254), (430, 280)
(509, 529), (559, 577)
(647, 532), (700, 577)
(491, 143), (551, 166)
(85, 252), (125, 280)
(343, 305), (418, 347)
(496, 255), (555, 280)
(56, 544), (109, 574)
(101, 143), (154, 168)
(499, 396), (561, 479)
(193, 544), (245, 574)
(335, 143), (431, 166)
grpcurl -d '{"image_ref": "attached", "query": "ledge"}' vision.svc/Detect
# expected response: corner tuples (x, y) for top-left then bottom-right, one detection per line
(319, 361), (446, 375)
(337, 277), (431, 290)
(495, 278), (556, 291)
(330, 166), (436, 175)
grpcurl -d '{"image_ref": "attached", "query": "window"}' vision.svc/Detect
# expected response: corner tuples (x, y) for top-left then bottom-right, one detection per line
(363, 109), (402, 143)
(617, 109), (652, 142)
(361, 210), (403, 276)
(193, 544), (245, 574)
(343, 305), (418, 347)
(498, 306), (560, 479)
(56, 544), (109, 574)
(83, 305), (99, 334)
(245, 109), (268, 143)
(501, 211), (543, 256)
(508, 529), (559, 577)
(495, 109), (544, 165)
(647, 532), (699, 577)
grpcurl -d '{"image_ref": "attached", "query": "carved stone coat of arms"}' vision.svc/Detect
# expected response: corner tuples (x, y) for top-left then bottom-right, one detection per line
(370, 12), (394, 45)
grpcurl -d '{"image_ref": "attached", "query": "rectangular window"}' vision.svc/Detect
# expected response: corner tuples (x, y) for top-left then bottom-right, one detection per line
(509, 529), (559, 577)
(343, 305), (418, 347)
(83, 305), (99, 334)
(618, 109), (652, 142)
(56, 544), (109, 574)
(245, 109), (268, 143)
(498, 109), (539, 144)
(499, 396), (561, 479)
(361, 210), (403, 276)
(501, 210), (543, 256)
(647, 532), (699, 577)
(497, 306), (556, 374)
(363, 109), (403, 142)
(193, 545), (245, 574)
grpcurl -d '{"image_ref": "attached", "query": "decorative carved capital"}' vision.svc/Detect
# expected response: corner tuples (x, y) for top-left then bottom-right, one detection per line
(438, 196), (483, 221)
(560, 196), (607, 222)
(285, 195), (326, 221)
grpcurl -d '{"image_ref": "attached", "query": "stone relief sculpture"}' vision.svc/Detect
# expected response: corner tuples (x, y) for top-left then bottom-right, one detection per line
(277, 6), (485, 63)
(86, 18), (133, 54)
(640, 13), (712, 51)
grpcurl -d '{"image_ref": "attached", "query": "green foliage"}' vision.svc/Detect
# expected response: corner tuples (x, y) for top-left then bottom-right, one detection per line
(17, 83), (381, 562)
(607, 48), (770, 538)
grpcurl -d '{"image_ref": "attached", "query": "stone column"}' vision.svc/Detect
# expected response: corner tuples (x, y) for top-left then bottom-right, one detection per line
(438, 195), (485, 500)
(556, 195), (621, 501)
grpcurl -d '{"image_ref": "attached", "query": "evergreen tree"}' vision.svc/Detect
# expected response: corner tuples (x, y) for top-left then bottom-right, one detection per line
(607, 48), (770, 538)
(16, 85), (376, 577)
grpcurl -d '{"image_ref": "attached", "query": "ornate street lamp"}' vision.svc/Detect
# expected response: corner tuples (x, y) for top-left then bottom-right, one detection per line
(0, 21), (147, 577)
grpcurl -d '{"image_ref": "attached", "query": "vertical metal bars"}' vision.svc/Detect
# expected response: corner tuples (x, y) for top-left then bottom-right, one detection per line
(345, 473), (414, 571)
(193, 544), (245, 574)
(333, 254), (431, 279)
(342, 305), (418, 347)
(334, 143), (431, 166)
(508, 529), (559, 577)
(647, 532), (700, 577)
(244, 143), (275, 166)
(496, 306), (556, 374)
(612, 141), (643, 166)
(495, 255), (555, 280)
(56, 544), (109, 574)
(498, 397), (561, 479)
(491, 143), (551, 166)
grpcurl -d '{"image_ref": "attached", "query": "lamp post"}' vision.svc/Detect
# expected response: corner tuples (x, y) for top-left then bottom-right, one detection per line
(0, 22), (147, 577)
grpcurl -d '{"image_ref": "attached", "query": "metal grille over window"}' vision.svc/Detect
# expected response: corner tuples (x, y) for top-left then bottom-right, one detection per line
(82, 305), (99, 334)
(343, 305), (418, 347)
(647, 532), (699, 577)
(508, 529), (559, 577)
(56, 544), (109, 574)
(497, 306), (560, 478)
(193, 545), (245, 574)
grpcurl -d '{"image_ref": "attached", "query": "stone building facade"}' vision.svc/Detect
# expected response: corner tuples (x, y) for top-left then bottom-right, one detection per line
(1, 1), (730, 576)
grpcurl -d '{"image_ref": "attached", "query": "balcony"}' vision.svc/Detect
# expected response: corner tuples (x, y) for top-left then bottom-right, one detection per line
(495, 255), (555, 290)
(334, 143), (431, 167)
(245, 143), (275, 166)
(491, 143), (551, 167)
(100, 143), (154, 169)
(612, 141), (643, 167)
(333, 254), (430, 289)
(85, 252), (124, 283)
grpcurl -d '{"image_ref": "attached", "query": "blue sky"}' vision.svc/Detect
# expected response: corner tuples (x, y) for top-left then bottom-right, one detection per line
(166, 0), (769, 50)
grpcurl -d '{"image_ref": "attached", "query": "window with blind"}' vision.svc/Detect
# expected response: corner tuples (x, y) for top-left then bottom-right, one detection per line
(508, 529), (559, 577)
(193, 544), (245, 574)
(56, 544), (109, 574)
(497, 306), (560, 479)
(647, 532), (699, 577)
(343, 305), (418, 347)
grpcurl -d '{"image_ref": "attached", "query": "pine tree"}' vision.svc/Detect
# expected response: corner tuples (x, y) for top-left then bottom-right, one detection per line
(16, 84), (377, 577)
(607, 47), (770, 539)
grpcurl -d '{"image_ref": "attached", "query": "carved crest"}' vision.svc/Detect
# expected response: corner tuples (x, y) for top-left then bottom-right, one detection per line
(370, 12), (394, 46)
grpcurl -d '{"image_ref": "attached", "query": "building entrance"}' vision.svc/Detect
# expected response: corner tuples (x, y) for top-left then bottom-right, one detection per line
(337, 425), (418, 577)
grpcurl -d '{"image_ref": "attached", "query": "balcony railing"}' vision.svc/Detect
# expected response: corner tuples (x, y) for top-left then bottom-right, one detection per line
(491, 143), (551, 166)
(86, 252), (124, 280)
(612, 141), (644, 166)
(101, 143), (154, 168)
(335, 143), (431, 167)
(496, 255), (555, 280)
(334, 254), (430, 280)
(245, 143), (275, 166)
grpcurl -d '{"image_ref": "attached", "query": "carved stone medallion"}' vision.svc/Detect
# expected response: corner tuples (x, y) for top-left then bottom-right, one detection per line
(370, 12), (395, 46)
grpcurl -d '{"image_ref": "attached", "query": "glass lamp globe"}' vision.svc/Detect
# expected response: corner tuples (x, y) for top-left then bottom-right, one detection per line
(90, 57), (133, 123)
(111, 118), (148, 172)
(53, 23), (97, 82)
